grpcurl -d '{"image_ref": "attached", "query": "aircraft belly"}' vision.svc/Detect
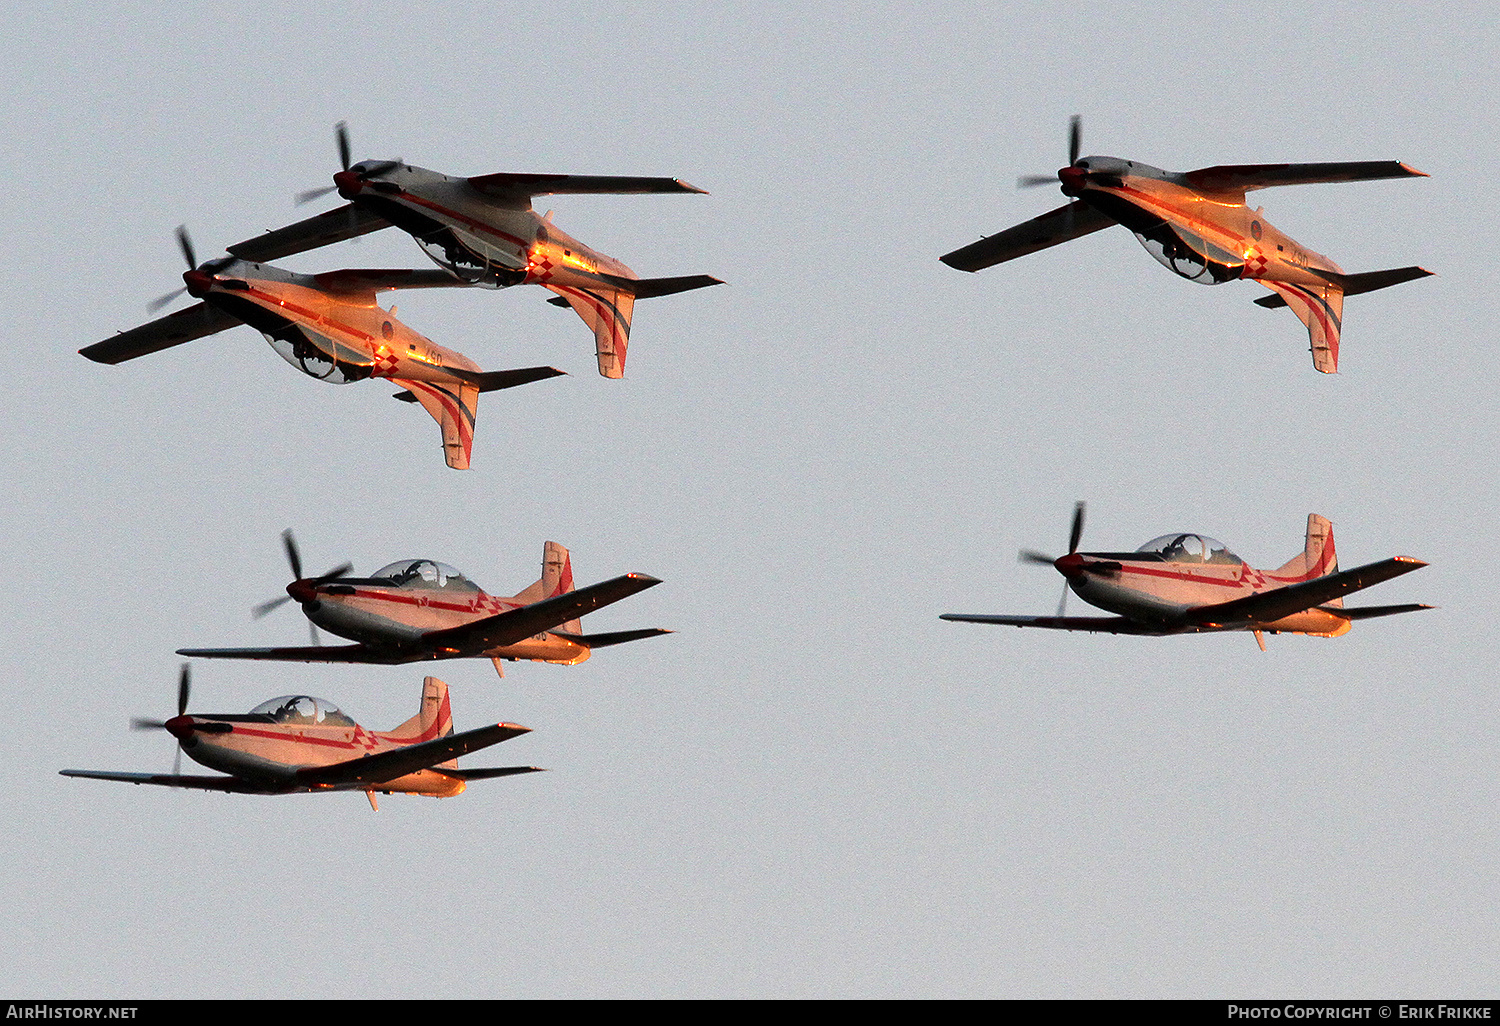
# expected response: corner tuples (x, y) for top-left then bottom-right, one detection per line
(186, 738), (305, 783)
(313, 601), (428, 647)
(486, 635), (591, 665)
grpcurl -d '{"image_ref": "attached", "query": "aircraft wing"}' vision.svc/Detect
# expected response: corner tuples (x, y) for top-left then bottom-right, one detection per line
(59, 769), (292, 793)
(1184, 556), (1428, 628)
(227, 203), (392, 262)
(80, 302), (243, 365)
(551, 627), (674, 648)
(940, 201), (1115, 272)
(312, 268), (473, 296)
(1183, 161), (1427, 194)
(939, 613), (1167, 634)
(175, 643), (397, 664)
(419, 573), (664, 655)
(296, 722), (531, 786)
(467, 173), (707, 206)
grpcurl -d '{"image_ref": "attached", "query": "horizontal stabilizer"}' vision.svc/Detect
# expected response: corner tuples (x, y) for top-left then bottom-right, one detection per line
(313, 267), (476, 296)
(940, 201), (1115, 272)
(1188, 556), (1427, 627)
(228, 203), (392, 262)
(297, 722), (530, 786)
(1183, 161), (1427, 195)
(437, 766), (546, 781)
(81, 302), (243, 364)
(596, 273), (725, 299)
(551, 627), (674, 649)
(446, 366), (567, 392)
(1259, 265), (1433, 308)
(1319, 602), (1434, 621)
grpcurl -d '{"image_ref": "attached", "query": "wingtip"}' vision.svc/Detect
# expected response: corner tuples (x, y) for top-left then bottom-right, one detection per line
(677, 179), (709, 195)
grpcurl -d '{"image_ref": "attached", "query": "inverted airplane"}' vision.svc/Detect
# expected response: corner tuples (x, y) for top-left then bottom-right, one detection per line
(80, 228), (563, 469)
(178, 534), (669, 677)
(941, 503), (1431, 649)
(940, 118), (1431, 373)
(228, 123), (723, 379)
(62, 668), (538, 810)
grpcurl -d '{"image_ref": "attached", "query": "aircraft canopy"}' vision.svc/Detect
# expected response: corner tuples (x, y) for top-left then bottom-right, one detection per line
(248, 695), (356, 727)
(1136, 534), (1242, 565)
(372, 559), (481, 592)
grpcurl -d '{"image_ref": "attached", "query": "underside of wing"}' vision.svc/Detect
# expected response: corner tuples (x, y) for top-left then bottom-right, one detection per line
(174, 644), (394, 664)
(228, 203), (392, 262)
(81, 302), (243, 365)
(1183, 161), (1427, 194)
(940, 201), (1115, 272)
(467, 172), (708, 205)
(59, 769), (292, 793)
(296, 722), (530, 786)
(1186, 556), (1428, 628)
(939, 613), (1166, 635)
(420, 573), (663, 656)
(311, 267), (474, 297)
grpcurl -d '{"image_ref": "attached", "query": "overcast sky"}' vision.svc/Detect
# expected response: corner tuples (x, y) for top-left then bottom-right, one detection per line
(3, 2), (1497, 998)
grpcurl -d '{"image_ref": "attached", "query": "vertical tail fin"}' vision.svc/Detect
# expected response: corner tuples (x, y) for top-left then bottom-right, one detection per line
(1256, 280), (1344, 373)
(393, 379), (477, 469)
(384, 677), (455, 744)
(509, 542), (580, 630)
(543, 284), (635, 378)
(1273, 514), (1339, 600)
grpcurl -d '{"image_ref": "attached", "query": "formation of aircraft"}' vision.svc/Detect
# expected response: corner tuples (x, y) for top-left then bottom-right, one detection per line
(81, 229), (563, 469)
(62, 669), (538, 810)
(942, 503), (1430, 649)
(177, 534), (669, 677)
(229, 122), (723, 378)
(940, 117), (1431, 373)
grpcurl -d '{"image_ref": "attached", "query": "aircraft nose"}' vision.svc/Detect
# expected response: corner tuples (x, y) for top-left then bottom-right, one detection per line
(182, 268), (215, 297)
(286, 578), (319, 604)
(1058, 165), (1086, 196)
(164, 715), (195, 741)
(333, 169), (364, 199)
(1054, 552), (1087, 577)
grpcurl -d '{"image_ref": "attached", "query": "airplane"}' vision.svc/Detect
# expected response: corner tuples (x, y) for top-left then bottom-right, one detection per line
(227, 122), (723, 379)
(178, 534), (670, 677)
(61, 667), (539, 810)
(941, 503), (1431, 649)
(80, 228), (564, 470)
(940, 117), (1431, 373)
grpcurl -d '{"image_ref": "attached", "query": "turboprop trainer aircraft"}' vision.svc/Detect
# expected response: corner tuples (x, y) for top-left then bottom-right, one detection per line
(178, 534), (670, 677)
(61, 668), (538, 810)
(81, 229), (563, 469)
(940, 118), (1431, 373)
(227, 123), (723, 379)
(941, 504), (1431, 649)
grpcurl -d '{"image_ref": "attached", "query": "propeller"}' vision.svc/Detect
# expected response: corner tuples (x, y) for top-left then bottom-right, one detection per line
(253, 529), (353, 645)
(131, 664), (192, 776)
(146, 226), (233, 313)
(1017, 501), (1086, 615)
(296, 122), (403, 205)
(1017, 114), (1084, 190)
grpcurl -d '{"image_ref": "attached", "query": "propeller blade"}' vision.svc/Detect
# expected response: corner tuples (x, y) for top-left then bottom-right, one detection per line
(1019, 549), (1057, 566)
(147, 286), (188, 313)
(1068, 501), (1086, 555)
(253, 594), (293, 619)
(336, 121), (351, 172)
(177, 664), (191, 717)
(131, 717), (168, 732)
(176, 225), (197, 270)
(1017, 174), (1056, 188)
(296, 184), (339, 206)
(1056, 581), (1070, 618)
(281, 529), (304, 581)
(1068, 115), (1082, 166)
(315, 561), (353, 583)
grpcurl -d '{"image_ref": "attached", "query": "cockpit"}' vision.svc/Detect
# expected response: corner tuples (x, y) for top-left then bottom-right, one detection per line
(1132, 222), (1245, 284)
(372, 559), (481, 593)
(248, 695), (356, 727)
(1135, 533), (1242, 565)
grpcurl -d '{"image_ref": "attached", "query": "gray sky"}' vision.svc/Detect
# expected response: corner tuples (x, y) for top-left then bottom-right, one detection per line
(4, 2), (1497, 998)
